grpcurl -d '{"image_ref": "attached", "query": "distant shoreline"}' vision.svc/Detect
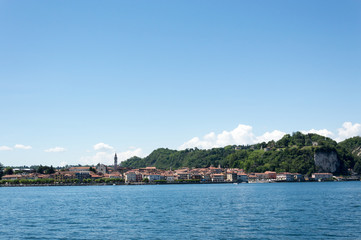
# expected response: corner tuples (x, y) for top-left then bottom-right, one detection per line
(1, 179), (360, 187)
(0, 182), (228, 187)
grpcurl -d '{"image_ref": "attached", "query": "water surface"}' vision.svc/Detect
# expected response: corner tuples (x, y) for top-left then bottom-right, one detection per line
(0, 182), (360, 239)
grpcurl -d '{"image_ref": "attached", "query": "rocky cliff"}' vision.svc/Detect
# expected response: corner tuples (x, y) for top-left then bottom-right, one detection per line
(314, 151), (340, 173)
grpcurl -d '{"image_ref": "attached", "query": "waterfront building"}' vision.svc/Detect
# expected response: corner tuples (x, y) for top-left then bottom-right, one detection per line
(293, 173), (304, 182)
(191, 173), (202, 180)
(176, 172), (190, 180)
(54, 171), (76, 182)
(37, 174), (53, 179)
(75, 172), (91, 181)
(312, 173), (333, 181)
(104, 173), (122, 179)
(255, 173), (268, 180)
(175, 168), (191, 180)
(276, 172), (294, 182)
(135, 172), (143, 182)
(202, 174), (211, 182)
(211, 173), (224, 182)
(125, 171), (137, 182)
(24, 173), (38, 180)
(226, 172), (237, 182)
(89, 172), (102, 179)
(237, 173), (248, 183)
(162, 172), (175, 182)
(143, 174), (162, 182)
(264, 171), (277, 179)
(247, 174), (257, 182)
(1, 175), (23, 180)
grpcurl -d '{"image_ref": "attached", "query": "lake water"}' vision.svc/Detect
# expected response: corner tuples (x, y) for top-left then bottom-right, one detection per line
(0, 182), (360, 239)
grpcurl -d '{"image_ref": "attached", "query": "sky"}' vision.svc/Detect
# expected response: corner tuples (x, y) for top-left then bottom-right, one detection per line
(0, 0), (360, 167)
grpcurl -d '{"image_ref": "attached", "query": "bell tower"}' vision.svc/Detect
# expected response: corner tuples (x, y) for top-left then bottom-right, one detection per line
(114, 153), (118, 172)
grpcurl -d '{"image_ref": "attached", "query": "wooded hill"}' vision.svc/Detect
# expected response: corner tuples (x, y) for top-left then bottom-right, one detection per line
(122, 132), (361, 176)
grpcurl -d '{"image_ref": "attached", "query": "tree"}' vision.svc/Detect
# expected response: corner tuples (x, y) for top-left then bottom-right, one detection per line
(0, 163), (3, 178)
(89, 167), (96, 173)
(36, 165), (55, 174)
(37, 165), (45, 174)
(277, 134), (291, 148)
(354, 161), (361, 174)
(47, 166), (55, 174)
(4, 167), (14, 175)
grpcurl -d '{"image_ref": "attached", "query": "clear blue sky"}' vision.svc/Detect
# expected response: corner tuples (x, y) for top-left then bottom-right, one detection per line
(1, 0), (360, 167)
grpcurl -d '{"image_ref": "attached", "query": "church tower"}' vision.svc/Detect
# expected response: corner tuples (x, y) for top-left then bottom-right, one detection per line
(114, 153), (118, 172)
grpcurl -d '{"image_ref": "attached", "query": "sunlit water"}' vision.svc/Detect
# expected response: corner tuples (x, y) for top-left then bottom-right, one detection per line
(1, 182), (360, 239)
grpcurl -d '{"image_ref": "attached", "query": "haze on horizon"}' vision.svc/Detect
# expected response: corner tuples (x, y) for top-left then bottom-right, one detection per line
(0, 0), (360, 167)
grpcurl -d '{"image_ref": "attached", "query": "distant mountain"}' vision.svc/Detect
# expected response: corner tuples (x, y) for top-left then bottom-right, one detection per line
(121, 132), (361, 176)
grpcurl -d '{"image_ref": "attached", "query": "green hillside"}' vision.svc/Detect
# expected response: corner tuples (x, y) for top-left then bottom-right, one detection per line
(122, 132), (361, 175)
(338, 136), (361, 173)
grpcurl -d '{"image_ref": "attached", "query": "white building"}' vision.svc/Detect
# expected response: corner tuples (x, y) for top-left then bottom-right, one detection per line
(125, 171), (137, 182)
(211, 174), (224, 182)
(144, 174), (162, 182)
(163, 174), (174, 182)
(226, 173), (237, 182)
(276, 172), (294, 182)
(312, 173), (333, 181)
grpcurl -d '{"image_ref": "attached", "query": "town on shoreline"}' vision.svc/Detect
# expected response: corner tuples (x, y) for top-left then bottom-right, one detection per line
(1, 154), (360, 187)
